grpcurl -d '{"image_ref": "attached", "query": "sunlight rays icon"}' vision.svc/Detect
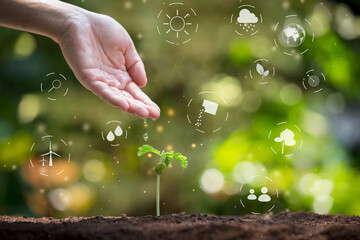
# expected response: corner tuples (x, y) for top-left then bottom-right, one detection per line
(163, 9), (192, 39)
(157, 2), (198, 45)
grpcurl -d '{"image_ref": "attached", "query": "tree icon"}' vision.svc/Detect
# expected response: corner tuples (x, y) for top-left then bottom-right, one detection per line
(274, 129), (296, 154)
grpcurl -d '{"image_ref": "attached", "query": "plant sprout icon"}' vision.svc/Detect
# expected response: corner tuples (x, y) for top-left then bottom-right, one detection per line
(274, 129), (296, 154)
(256, 63), (269, 80)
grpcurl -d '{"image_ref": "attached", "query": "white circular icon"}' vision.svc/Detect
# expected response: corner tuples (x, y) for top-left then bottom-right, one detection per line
(231, 5), (263, 36)
(156, 2), (198, 45)
(186, 91), (229, 134)
(29, 135), (71, 177)
(101, 120), (128, 147)
(240, 175), (279, 214)
(274, 15), (315, 56)
(40, 72), (69, 101)
(249, 59), (276, 85)
(268, 122), (303, 157)
(302, 70), (326, 93)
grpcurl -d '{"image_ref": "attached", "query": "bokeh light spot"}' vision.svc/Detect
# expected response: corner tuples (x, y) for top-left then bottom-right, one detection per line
(200, 168), (224, 194)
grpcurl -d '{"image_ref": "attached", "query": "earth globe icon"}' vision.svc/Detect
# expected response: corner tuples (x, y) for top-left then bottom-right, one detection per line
(281, 23), (306, 47)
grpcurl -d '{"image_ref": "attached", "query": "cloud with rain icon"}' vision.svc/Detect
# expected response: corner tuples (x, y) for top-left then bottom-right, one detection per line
(237, 9), (258, 32)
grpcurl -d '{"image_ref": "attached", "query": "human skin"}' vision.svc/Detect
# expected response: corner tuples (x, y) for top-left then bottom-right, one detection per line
(0, 0), (160, 120)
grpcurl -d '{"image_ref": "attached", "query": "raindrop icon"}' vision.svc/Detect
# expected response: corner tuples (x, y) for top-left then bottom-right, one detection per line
(143, 133), (149, 141)
(106, 131), (115, 142)
(114, 126), (123, 137)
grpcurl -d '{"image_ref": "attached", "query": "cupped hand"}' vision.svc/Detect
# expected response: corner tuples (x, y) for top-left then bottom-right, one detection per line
(58, 12), (160, 119)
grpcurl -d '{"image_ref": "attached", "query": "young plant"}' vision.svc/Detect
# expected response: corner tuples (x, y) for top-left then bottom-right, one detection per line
(137, 144), (188, 216)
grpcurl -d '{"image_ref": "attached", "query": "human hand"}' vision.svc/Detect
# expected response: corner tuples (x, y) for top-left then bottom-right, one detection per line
(58, 11), (160, 120)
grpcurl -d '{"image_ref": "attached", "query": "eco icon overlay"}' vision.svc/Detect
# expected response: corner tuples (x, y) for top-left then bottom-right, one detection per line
(274, 15), (315, 56)
(240, 175), (279, 214)
(268, 122), (303, 157)
(156, 2), (198, 45)
(302, 69), (326, 93)
(29, 135), (71, 177)
(40, 72), (69, 101)
(231, 4), (263, 36)
(101, 120), (128, 147)
(249, 59), (276, 85)
(186, 91), (228, 134)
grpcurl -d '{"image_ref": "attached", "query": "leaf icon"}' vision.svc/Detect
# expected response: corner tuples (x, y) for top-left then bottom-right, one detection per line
(256, 63), (269, 80)
(256, 63), (264, 75)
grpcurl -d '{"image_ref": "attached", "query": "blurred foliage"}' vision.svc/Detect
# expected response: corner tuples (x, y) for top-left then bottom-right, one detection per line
(0, 0), (360, 218)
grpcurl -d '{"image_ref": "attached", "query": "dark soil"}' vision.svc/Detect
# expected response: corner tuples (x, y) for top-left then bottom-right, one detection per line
(1, 212), (360, 240)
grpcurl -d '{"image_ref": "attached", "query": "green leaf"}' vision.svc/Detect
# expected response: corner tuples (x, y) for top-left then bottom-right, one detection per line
(162, 152), (174, 166)
(173, 153), (188, 169)
(137, 144), (160, 156)
(155, 163), (166, 175)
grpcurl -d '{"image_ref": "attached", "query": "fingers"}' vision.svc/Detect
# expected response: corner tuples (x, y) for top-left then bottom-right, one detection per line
(88, 81), (150, 118)
(124, 44), (147, 88)
(89, 81), (129, 111)
(124, 82), (160, 120)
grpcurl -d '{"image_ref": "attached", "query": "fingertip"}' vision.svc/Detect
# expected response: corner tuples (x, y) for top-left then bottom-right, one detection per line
(127, 102), (150, 119)
(148, 107), (160, 120)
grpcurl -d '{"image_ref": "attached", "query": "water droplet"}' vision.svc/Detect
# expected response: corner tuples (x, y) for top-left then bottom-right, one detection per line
(106, 131), (115, 141)
(143, 118), (147, 124)
(143, 132), (149, 141)
(114, 126), (123, 137)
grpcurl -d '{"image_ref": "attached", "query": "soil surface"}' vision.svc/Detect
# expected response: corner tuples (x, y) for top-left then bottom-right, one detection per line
(0, 212), (360, 240)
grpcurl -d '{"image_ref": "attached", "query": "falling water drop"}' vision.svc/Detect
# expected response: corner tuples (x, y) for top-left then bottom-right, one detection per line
(143, 118), (147, 124)
(114, 126), (123, 137)
(143, 132), (149, 141)
(106, 131), (115, 141)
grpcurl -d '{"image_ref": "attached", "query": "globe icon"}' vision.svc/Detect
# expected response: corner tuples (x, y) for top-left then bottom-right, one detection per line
(281, 23), (306, 47)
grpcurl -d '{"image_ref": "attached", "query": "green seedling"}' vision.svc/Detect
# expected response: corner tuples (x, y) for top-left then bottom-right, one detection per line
(137, 144), (188, 216)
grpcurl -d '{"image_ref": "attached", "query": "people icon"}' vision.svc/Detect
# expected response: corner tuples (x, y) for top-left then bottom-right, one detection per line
(247, 187), (271, 202)
(247, 189), (257, 200)
(258, 187), (271, 202)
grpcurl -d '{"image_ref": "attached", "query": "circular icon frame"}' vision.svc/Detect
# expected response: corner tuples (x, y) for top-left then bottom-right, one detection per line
(239, 175), (279, 214)
(29, 135), (71, 177)
(231, 4), (263, 36)
(268, 122), (303, 157)
(101, 120), (128, 147)
(186, 91), (229, 134)
(40, 72), (69, 101)
(273, 15), (315, 56)
(302, 69), (326, 93)
(156, 2), (199, 45)
(249, 59), (276, 85)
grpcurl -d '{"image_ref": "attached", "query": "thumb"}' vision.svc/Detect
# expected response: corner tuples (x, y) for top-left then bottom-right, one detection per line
(125, 43), (147, 88)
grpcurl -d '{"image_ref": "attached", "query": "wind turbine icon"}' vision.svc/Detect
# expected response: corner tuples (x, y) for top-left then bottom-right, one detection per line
(40, 141), (61, 167)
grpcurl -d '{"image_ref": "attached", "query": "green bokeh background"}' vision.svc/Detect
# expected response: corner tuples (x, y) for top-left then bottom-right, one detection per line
(0, 0), (360, 217)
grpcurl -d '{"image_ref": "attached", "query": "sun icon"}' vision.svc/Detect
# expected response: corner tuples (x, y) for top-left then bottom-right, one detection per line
(163, 10), (192, 39)
(156, 2), (198, 45)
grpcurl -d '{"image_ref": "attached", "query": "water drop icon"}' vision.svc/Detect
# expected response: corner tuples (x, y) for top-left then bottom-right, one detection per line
(114, 126), (123, 137)
(143, 132), (149, 141)
(106, 131), (115, 142)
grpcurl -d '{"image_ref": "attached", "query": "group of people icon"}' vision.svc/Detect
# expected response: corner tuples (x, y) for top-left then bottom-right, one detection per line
(247, 187), (271, 202)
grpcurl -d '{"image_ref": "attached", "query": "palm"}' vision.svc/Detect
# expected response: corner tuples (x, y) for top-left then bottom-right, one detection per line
(59, 13), (159, 119)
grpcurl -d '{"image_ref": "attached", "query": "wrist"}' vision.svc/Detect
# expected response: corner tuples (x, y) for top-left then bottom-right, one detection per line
(0, 0), (89, 42)
(44, 0), (89, 42)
